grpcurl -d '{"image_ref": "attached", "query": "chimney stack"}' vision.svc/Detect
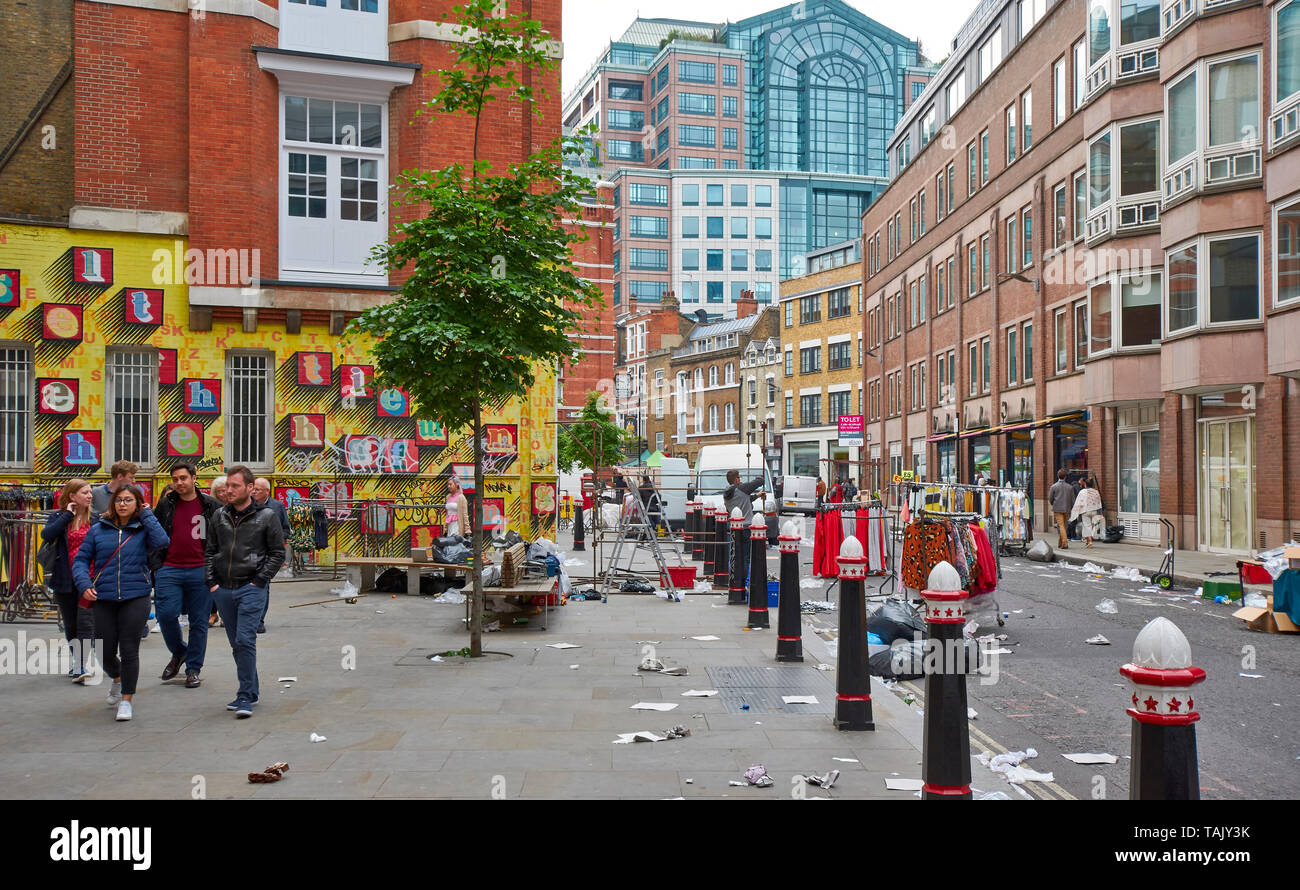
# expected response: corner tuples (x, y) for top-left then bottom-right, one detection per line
(735, 289), (758, 319)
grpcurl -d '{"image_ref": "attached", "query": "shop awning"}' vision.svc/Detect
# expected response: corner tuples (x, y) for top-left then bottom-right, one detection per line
(927, 431), (958, 443)
(959, 427), (993, 439)
(1000, 421), (1035, 432)
(1032, 410), (1088, 428)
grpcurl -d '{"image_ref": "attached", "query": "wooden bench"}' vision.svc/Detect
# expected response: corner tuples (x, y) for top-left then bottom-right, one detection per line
(335, 557), (473, 596)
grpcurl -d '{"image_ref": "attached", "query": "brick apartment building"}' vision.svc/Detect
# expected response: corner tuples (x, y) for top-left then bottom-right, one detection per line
(778, 239), (869, 487)
(0, 0), (573, 545)
(863, 0), (1300, 554)
(613, 291), (694, 452)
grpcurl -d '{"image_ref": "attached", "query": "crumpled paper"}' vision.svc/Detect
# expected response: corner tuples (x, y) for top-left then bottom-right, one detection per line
(744, 764), (774, 787)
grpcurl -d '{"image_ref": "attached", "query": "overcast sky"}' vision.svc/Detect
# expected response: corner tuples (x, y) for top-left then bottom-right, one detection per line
(561, 0), (979, 92)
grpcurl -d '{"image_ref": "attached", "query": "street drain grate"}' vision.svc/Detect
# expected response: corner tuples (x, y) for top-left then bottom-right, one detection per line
(705, 665), (836, 714)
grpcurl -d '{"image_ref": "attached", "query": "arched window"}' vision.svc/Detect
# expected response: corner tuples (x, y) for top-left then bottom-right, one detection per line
(725, 402), (735, 430)
(709, 365), (718, 387)
(693, 368), (703, 391)
(709, 405), (718, 432)
(725, 362), (735, 384)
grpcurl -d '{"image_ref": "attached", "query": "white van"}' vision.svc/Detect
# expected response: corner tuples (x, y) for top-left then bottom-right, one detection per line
(694, 444), (778, 543)
(779, 475), (818, 515)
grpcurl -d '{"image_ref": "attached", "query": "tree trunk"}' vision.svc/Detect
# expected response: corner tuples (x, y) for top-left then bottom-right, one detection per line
(470, 383), (485, 657)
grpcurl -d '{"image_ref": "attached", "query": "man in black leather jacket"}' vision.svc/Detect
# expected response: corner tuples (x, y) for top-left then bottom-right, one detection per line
(205, 465), (285, 718)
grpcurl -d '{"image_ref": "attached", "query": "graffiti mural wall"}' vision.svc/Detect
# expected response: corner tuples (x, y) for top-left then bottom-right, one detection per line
(0, 224), (558, 559)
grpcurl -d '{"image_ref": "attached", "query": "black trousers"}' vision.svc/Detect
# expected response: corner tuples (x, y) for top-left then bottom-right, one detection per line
(52, 589), (96, 669)
(93, 596), (152, 695)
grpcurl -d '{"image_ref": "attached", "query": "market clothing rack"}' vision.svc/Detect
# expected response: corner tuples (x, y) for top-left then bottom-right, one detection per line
(812, 499), (897, 600)
(0, 511), (59, 625)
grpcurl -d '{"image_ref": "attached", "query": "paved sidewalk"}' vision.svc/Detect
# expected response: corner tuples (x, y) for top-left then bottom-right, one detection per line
(1041, 539), (1253, 588)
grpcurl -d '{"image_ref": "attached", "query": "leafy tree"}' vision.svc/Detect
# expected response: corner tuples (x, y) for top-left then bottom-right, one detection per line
(557, 391), (635, 473)
(348, 0), (604, 656)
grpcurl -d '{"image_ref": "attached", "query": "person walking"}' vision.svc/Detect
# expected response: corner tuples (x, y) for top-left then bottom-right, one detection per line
(42, 479), (97, 683)
(445, 476), (470, 538)
(152, 463), (222, 688)
(1069, 477), (1105, 548)
(815, 476), (826, 509)
(252, 478), (290, 634)
(90, 460), (148, 515)
(1048, 469), (1075, 550)
(207, 475), (228, 628)
(72, 486), (169, 722)
(206, 466), (286, 719)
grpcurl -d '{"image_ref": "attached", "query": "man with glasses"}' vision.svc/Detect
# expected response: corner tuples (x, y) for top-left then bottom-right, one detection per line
(151, 463), (222, 688)
(206, 466), (286, 719)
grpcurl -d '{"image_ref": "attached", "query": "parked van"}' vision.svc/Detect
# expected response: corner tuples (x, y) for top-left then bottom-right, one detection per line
(649, 457), (690, 531)
(694, 444), (778, 543)
(779, 475), (818, 515)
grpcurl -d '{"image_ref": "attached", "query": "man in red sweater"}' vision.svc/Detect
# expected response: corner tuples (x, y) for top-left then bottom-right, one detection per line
(151, 463), (223, 688)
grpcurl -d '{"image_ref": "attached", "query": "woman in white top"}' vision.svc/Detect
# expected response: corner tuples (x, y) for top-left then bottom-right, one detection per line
(1069, 478), (1104, 548)
(445, 477), (470, 538)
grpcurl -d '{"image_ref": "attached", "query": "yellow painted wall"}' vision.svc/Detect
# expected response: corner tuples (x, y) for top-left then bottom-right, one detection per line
(0, 224), (558, 559)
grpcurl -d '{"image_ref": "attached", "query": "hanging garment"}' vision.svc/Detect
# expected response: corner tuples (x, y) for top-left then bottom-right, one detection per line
(855, 507), (889, 574)
(901, 521), (951, 591)
(969, 524), (998, 595)
(944, 521), (971, 588)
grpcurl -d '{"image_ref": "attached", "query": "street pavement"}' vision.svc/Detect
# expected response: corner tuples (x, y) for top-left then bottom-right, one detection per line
(3, 520), (1290, 800)
(0, 537), (1014, 801)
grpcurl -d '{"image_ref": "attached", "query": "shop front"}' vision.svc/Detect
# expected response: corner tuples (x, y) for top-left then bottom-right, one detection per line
(788, 439), (821, 477)
(1004, 428), (1033, 489)
(1197, 391), (1256, 555)
(1051, 412), (1089, 476)
(965, 431), (991, 483)
(927, 432), (957, 483)
(1116, 404), (1161, 542)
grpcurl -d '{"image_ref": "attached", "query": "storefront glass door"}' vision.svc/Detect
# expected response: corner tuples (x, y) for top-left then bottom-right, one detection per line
(1118, 428), (1161, 540)
(1199, 418), (1254, 553)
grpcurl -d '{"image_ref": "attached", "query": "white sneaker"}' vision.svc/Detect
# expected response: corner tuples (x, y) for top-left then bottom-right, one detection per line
(115, 700), (133, 722)
(106, 682), (122, 707)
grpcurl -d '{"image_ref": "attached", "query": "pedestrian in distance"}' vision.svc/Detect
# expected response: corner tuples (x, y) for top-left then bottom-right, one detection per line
(723, 469), (766, 518)
(252, 478), (290, 634)
(207, 475), (228, 628)
(1070, 477), (1104, 549)
(72, 486), (170, 722)
(1048, 469), (1075, 550)
(151, 463), (222, 688)
(815, 476), (826, 509)
(41, 479), (97, 684)
(90, 460), (149, 516)
(206, 466), (286, 719)
(444, 476), (470, 538)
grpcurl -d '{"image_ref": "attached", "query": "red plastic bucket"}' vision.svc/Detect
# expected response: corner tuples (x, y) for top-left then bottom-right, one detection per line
(661, 565), (698, 589)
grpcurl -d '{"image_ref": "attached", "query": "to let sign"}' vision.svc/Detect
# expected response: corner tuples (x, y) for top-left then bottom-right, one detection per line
(837, 415), (864, 447)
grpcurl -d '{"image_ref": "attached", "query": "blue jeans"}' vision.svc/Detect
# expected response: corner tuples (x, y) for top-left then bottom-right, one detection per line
(212, 583), (267, 701)
(155, 565), (211, 673)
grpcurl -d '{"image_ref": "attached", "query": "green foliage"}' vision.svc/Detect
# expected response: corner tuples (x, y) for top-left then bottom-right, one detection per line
(346, 0), (604, 434)
(557, 391), (634, 472)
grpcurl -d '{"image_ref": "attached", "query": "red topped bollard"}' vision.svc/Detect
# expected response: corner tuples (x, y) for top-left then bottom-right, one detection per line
(746, 511), (770, 629)
(728, 506), (749, 606)
(834, 535), (874, 731)
(713, 507), (729, 590)
(1120, 617), (1206, 800)
(921, 561), (973, 799)
(775, 520), (803, 662)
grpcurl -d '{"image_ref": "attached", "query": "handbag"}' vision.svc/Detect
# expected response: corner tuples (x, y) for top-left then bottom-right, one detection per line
(37, 537), (59, 576)
(79, 531), (141, 608)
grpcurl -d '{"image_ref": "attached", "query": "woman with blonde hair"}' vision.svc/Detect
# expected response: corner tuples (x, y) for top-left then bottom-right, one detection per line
(42, 479), (97, 683)
(445, 476), (470, 538)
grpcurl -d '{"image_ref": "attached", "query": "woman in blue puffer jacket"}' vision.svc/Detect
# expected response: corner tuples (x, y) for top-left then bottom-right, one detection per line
(73, 485), (169, 722)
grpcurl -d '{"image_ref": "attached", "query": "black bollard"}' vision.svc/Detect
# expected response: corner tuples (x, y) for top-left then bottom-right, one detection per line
(920, 561), (971, 798)
(1120, 617), (1206, 800)
(728, 507), (749, 605)
(834, 535), (874, 731)
(573, 504), (585, 552)
(686, 501), (700, 561)
(713, 508), (729, 590)
(701, 503), (716, 578)
(747, 511), (770, 628)
(776, 520), (803, 662)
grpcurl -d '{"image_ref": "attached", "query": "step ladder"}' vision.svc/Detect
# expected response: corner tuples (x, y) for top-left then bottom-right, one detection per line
(597, 482), (681, 602)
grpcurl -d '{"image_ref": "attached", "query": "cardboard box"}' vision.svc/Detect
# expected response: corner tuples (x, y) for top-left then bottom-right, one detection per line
(410, 547), (431, 564)
(1232, 598), (1300, 634)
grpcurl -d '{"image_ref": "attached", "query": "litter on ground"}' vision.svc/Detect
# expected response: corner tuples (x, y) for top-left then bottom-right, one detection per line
(1095, 599), (1119, 614)
(630, 702), (678, 711)
(681, 690), (719, 697)
(976, 748), (1055, 784)
(547, 642), (581, 649)
(743, 764), (774, 787)
(885, 778), (925, 791)
(309, 732), (327, 743)
(1239, 673), (1264, 679)
(1085, 635), (1111, 645)
(782, 695), (820, 705)
(691, 635), (721, 641)
(1062, 753), (1118, 765)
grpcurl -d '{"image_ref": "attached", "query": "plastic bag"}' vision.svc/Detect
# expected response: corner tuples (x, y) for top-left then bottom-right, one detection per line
(867, 598), (927, 643)
(1025, 539), (1054, 562)
(868, 641), (925, 680)
(1095, 598), (1118, 614)
(330, 580), (359, 598)
(436, 542), (473, 565)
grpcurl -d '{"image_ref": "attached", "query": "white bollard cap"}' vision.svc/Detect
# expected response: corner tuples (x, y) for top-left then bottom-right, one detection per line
(730, 506), (744, 519)
(838, 535), (863, 559)
(926, 561), (962, 592)
(1131, 616), (1192, 670)
(780, 520), (799, 538)
(750, 510), (766, 529)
